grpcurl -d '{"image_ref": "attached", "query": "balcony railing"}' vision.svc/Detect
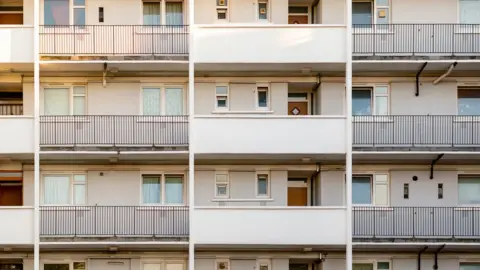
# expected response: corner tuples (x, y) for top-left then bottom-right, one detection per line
(0, 104), (23, 115)
(353, 24), (480, 57)
(353, 115), (480, 150)
(40, 115), (188, 149)
(40, 25), (189, 56)
(40, 206), (189, 238)
(353, 206), (480, 241)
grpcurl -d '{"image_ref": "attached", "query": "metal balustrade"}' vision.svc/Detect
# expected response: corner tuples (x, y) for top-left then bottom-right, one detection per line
(0, 104), (23, 115)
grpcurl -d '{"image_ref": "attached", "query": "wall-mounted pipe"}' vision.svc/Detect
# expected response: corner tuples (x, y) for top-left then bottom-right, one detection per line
(310, 163), (321, 206)
(433, 62), (457, 85)
(417, 246), (428, 270)
(415, 62), (428, 96)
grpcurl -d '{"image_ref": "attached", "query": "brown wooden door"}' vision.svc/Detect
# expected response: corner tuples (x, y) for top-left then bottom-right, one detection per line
(288, 101), (308, 115)
(0, 14), (23, 24)
(288, 15), (308, 24)
(288, 187), (307, 206)
(0, 186), (22, 206)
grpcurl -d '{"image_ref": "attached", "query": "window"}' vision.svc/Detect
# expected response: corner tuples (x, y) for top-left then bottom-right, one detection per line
(143, 1), (184, 25)
(215, 173), (229, 198)
(438, 183), (444, 199)
(257, 260), (271, 270)
(44, 86), (86, 115)
(460, 263), (480, 270)
(44, 262), (85, 270)
(216, 0), (228, 20)
(215, 85), (229, 110)
(216, 260), (229, 270)
(42, 174), (86, 205)
(403, 183), (409, 199)
(142, 87), (184, 115)
(352, 262), (390, 270)
(144, 262), (185, 270)
(256, 173), (269, 197)
(458, 176), (480, 205)
(44, 0), (85, 25)
(142, 175), (184, 204)
(352, 174), (389, 205)
(256, 86), (269, 109)
(352, 0), (390, 26)
(257, 0), (268, 20)
(352, 2), (372, 25)
(459, 0), (480, 24)
(458, 87), (480, 115)
(352, 86), (388, 116)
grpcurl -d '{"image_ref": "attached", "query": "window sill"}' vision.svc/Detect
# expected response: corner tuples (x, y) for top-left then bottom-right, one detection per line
(211, 110), (275, 114)
(212, 198), (274, 202)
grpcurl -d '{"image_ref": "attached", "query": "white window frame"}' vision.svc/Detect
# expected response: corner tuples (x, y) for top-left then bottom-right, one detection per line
(141, 0), (185, 25)
(457, 175), (480, 206)
(215, 259), (230, 270)
(42, 260), (87, 270)
(215, 84), (229, 111)
(43, 0), (86, 25)
(352, 0), (391, 26)
(214, 172), (230, 198)
(256, 0), (270, 22)
(43, 85), (87, 115)
(255, 84), (270, 110)
(352, 84), (390, 116)
(41, 173), (87, 206)
(256, 259), (271, 270)
(255, 171), (270, 198)
(140, 85), (186, 116)
(142, 260), (186, 270)
(353, 260), (391, 270)
(215, 0), (229, 22)
(352, 173), (390, 206)
(141, 174), (186, 205)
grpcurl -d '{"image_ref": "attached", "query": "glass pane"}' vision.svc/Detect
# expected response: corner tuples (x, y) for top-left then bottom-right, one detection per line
(258, 90), (268, 107)
(73, 8), (85, 25)
(143, 88), (161, 115)
(44, 0), (69, 25)
(74, 0), (85, 5)
(460, 0), (480, 24)
(216, 0), (227, 5)
(165, 176), (183, 204)
(73, 174), (86, 183)
(166, 2), (183, 25)
(142, 176), (161, 204)
(73, 96), (85, 115)
(73, 184), (85, 205)
(458, 178), (480, 204)
(258, 2), (268, 19)
(352, 176), (372, 204)
(44, 265), (70, 270)
(377, 262), (390, 270)
(376, 0), (389, 6)
(217, 97), (227, 108)
(375, 96), (388, 115)
(288, 6), (308, 13)
(73, 263), (85, 270)
(43, 176), (70, 204)
(458, 97), (480, 115)
(216, 86), (228, 95)
(143, 3), (161, 25)
(217, 185), (227, 196)
(257, 177), (268, 195)
(352, 264), (374, 270)
(352, 2), (372, 25)
(44, 88), (69, 115)
(352, 90), (372, 115)
(73, 86), (85, 95)
(460, 263), (480, 270)
(165, 88), (183, 115)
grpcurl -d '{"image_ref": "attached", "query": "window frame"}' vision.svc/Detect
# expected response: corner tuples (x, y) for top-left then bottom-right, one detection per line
(352, 84), (390, 116)
(255, 171), (270, 198)
(42, 261), (87, 270)
(41, 173), (87, 206)
(43, 85), (87, 116)
(255, 84), (270, 110)
(214, 172), (230, 199)
(457, 86), (480, 116)
(215, 0), (229, 22)
(288, 5), (310, 24)
(43, 0), (86, 25)
(141, 174), (186, 205)
(141, 0), (185, 25)
(215, 84), (230, 111)
(352, 0), (391, 27)
(352, 260), (391, 270)
(458, 175), (480, 206)
(142, 260), (186, 270)
(256, 259), (271, 270)
(215, 259), (230, 270)
(352, 174), (374, 206)
(256, 0), (270, 22)
(140, 85), (186, 116)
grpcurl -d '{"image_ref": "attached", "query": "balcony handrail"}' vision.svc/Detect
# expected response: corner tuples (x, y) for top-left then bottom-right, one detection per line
(196, 206), (347, 210)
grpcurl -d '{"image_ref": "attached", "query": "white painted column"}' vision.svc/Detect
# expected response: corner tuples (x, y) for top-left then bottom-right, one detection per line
(33, 0), (41, 268)
(187, 1), (195, 270)
(345, 0), (353, 269)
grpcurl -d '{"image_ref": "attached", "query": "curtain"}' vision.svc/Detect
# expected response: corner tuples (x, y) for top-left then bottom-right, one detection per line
(43, 176), (70, 204)
(44, 0), (69, 25)
(143, 88), (161, 115)
(44, 88), (69, 115)
(458, 178), (480, 204)
(166, 2), (183, 25)
(165, 176), (183, 204)
(460, 0), (480, 24)
(143, 3), (161, 25)
(352, 176), (372, 204)
(142, 177), (161, 204)
(165, 87), (183, 115)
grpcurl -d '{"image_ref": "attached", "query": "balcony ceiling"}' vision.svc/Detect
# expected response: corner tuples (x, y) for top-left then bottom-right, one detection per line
(195, 63), (346, 77)
(40, 62), (188, 76)
(353, 152), (480, 165)
(353, 243), (480, 253)
(39, 242), (188, 252)
(353, 61), (480, 77)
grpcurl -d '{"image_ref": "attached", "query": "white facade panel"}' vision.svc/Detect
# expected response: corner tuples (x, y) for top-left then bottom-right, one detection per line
(0, 117), (34, 154)
(0, 26), (34, 63)
(0, 207), (34, 245)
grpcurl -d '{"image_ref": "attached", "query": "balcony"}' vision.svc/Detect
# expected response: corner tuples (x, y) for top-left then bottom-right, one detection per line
(40, 115), (189, 151)
(194, 25), (346, 71)
(0, 207), (34, 245)
(194, 116), (346, 158)
(353, 115), (480, 151)
(194, 207), (347, 246)
(353, 206), (480, 242)
(353, 24), (480, 60)
(39, 25), (189, 61)
(40, 206), (189, 241)
(0, 26), (34, 63)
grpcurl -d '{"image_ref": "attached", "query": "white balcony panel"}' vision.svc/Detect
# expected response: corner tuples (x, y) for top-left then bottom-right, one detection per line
(194, 116), (346, 154)
(0, 207), (34, 245)
(194, 25), (346, 63)
(194, 207), (347, 245)
(0, 117), (34, 154)
(0, 26), (34, 63)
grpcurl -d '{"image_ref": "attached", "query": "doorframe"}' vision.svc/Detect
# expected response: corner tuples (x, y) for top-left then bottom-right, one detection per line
(288, 5), (311, 24)
(288, 93), (311, 115)
(287, 178), (310, 206)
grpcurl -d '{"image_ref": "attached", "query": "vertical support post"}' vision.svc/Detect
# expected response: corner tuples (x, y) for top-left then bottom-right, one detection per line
(187, 2), (195, 270)
(33, 0), (41, 267)
(345, 0), (353, 269)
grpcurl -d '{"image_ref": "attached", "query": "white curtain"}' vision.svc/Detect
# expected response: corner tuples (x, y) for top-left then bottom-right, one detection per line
(460, 0), (480, 24)
(143, 3), (161, 25)
(165, 87), (183, 115)
(43, 175), (70, 204)
(165, 176), (183, 204)
(44, 88), (69, 115)
(166, 2), (183, 25)
(143, 177), (161, 204)
(143, 88), (161, 115)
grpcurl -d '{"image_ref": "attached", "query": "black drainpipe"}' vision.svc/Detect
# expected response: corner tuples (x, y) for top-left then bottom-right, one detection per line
(433, 245), (445, 270)
(417, 246), (428, 270)
(310, 163), (321, 206)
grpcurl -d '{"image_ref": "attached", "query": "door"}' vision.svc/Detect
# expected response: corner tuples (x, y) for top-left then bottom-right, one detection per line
(288, 15), (308, 24)
(0, 185), (22, 206)
(288, 101), (308, 115)
(0, 14), (23, 24)
(288, 178), (308, 206)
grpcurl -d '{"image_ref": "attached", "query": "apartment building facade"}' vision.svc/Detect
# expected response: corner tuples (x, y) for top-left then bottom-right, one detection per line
(0, 0), (480, 270)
